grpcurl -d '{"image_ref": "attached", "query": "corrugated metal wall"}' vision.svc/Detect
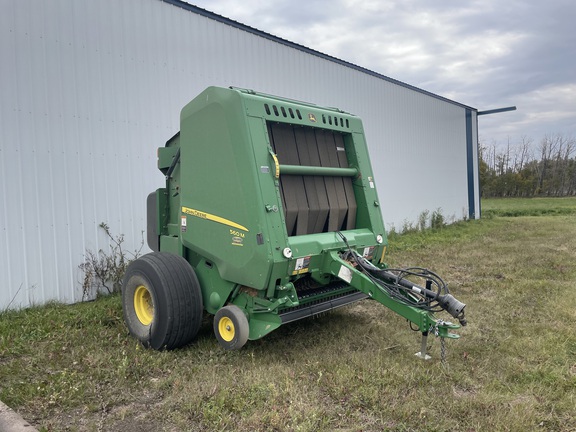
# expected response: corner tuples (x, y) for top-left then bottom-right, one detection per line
(0, 0), (478, 310)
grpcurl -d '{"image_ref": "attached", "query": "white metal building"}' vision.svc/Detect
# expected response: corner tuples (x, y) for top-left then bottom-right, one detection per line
(0, 0), (480, 310)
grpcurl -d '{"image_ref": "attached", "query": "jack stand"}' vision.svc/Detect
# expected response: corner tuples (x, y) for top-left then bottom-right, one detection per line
(415, 331), (431, 360)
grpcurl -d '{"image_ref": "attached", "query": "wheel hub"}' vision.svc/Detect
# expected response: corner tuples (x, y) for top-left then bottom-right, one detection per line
(218, 317), (235, 342)
(134, 285), (154, 326)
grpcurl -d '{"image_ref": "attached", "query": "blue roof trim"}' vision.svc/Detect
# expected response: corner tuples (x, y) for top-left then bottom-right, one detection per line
(161, 0), (476, 111)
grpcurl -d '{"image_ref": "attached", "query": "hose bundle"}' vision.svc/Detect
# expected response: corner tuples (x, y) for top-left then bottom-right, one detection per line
(337, 232), (467, 326)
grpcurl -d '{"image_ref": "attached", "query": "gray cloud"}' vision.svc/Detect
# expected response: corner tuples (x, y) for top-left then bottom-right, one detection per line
(190, 0), (576, 145)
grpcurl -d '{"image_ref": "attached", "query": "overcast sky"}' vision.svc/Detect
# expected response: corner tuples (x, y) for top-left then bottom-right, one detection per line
(189, 0), (575, 150)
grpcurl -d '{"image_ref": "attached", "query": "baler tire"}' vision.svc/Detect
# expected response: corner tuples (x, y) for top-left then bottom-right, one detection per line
(213, 305), (249, 350)
(122, 252), (203, 350)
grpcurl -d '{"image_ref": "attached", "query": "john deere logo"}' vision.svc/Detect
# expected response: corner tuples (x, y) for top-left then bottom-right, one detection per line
(308, 113), (317, 123)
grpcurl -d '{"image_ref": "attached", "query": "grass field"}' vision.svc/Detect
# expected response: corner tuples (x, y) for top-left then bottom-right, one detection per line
(481, 196), (576, 217)
(1, 198), (575, 431)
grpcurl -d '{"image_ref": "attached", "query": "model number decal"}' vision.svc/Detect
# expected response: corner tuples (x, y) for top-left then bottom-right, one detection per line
(230, 229), (245, 238)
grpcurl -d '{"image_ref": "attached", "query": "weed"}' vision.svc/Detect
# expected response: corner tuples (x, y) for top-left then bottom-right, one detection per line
(418, 209), (430, 231)
(431, 208), (445, 229)
(79, 223), (144, 300)
(401, 219), (416, 234)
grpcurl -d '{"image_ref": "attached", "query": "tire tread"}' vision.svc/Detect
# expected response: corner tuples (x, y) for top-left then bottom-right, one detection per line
(123, 252), (203, 350)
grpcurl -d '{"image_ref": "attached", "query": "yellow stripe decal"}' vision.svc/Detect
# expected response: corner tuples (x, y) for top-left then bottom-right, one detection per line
(181, 207), (249, 232)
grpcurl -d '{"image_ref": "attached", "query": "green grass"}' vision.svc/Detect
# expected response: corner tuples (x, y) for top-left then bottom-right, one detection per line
(1, 198), (576, 431)
(482, 196), (576, 217)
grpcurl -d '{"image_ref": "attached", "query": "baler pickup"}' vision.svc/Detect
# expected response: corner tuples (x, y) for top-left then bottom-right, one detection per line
(122, 86), (467, 359)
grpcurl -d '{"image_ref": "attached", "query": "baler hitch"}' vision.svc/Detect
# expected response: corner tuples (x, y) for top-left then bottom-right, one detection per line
(331, 233), (467, 360)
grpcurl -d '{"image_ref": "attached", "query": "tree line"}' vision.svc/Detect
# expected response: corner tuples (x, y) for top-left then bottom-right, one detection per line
(480, 134), (576, 197)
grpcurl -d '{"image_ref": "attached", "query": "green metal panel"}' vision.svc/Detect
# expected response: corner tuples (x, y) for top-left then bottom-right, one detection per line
(178, 87), (273, 291)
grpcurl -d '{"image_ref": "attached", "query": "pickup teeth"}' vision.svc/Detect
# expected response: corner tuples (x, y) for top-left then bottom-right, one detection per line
(278, 288), (368, 324)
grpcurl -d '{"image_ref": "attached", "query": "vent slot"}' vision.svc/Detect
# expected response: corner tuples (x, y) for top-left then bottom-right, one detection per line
(321, 115), (349, 129)
(267, 123), (357, 236)
(264, 104), (350, 129)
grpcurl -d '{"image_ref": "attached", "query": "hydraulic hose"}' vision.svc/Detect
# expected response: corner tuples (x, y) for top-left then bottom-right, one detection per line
(351, 250), (467, 326)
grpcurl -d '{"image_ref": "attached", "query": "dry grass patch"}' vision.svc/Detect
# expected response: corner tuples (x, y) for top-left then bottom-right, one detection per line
(1, 204), (575, 431)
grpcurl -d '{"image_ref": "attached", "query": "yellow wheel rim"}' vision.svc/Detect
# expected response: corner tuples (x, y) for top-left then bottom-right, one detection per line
(218, 316), (235, 342)
(134, 285), (154, 326)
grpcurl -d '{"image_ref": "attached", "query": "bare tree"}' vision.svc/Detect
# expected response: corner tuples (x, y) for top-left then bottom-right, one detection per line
(515, 135), (533, 172)
(535, 134), (558, 195)
(479, 133), (576, 198)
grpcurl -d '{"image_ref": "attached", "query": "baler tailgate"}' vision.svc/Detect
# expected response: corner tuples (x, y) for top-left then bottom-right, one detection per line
(268, 123), (357, 236)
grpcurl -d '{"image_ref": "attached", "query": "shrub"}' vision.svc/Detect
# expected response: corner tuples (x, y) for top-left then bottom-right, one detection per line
(79, 223), (144, 300)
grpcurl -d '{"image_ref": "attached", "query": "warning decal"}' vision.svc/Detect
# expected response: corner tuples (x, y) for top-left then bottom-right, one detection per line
(292, 256), (311, 275)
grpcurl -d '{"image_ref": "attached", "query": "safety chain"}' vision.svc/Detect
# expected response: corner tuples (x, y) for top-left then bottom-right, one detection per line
(440, 337), (448, 368)
(431, 320), (449, 368)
